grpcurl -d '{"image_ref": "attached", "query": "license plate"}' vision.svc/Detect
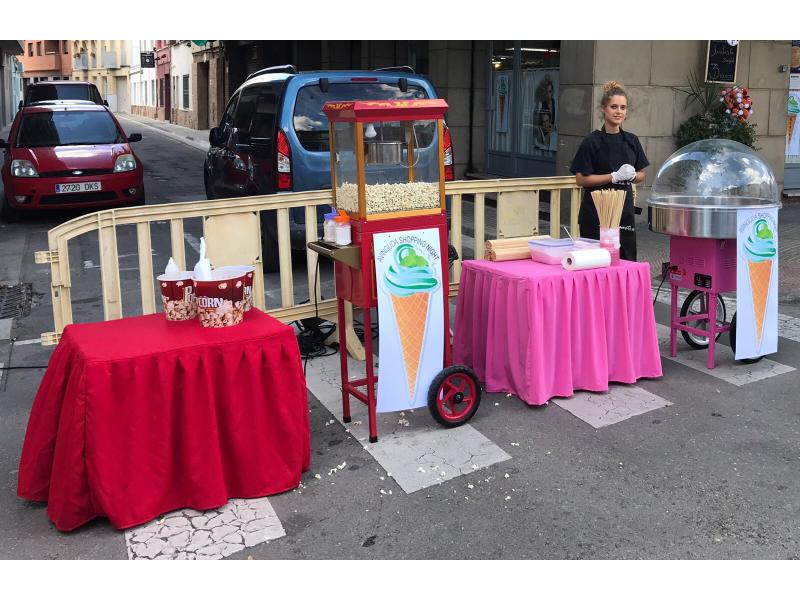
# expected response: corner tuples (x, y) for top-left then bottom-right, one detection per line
(55, 181), (102, 194)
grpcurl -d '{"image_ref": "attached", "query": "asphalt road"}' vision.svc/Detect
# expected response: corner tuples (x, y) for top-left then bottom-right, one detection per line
(1, 119), (800, 560)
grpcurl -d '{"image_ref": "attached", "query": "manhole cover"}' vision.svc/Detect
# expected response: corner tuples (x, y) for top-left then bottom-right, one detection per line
(0, 283), (33, 319)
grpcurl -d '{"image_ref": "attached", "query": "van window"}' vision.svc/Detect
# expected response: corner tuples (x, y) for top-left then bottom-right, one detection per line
(26, 83), (103, 105)
(293, 83), (428, 152)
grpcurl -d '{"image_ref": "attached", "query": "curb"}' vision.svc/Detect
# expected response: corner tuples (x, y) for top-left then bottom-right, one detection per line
(116, 114), (209, 153)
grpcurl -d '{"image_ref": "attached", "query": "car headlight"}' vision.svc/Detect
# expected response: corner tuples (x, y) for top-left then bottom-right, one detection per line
(11, 159), (38, 177)
(113, 154), (137, 173)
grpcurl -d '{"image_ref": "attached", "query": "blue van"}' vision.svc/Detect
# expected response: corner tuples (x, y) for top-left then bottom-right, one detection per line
(204, 65), (454, 271)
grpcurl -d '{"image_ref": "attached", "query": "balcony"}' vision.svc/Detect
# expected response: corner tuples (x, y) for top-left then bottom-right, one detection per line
(102, 52), (118, 69)
(74, 53), (88, 70)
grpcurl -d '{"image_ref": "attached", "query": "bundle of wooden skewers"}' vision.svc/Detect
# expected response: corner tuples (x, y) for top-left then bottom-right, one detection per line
(485, 235), (549, 261)
(590, 189), (626, 228)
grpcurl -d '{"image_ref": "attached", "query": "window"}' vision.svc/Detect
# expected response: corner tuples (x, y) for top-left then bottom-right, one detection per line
(16, 110), (125, 148)
(218, 92), (239, 144)
(28, 43), (33, 57)
(45, 40), (60, 55)
(182, 74), (189, 109)
(63, 40), (69, 54)
(292, 82), (427, 152)
(151, 80), (155, 106)
(238, 83), (282, 141)
(36, 42), (42, 56)
(26, 83), (98, 104)
(159, 79), (164, 107)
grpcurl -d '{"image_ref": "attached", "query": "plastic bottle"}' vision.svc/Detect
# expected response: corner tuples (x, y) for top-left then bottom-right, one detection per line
(334, 210), (351, 246)
(323, 208), (338, 243)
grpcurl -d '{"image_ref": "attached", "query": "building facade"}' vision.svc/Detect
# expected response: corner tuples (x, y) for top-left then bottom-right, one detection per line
(0, 40), (24, 127)
(71, 40), (131, 112)
(129, 40), (157, 119)
(17, 40), (73, 91)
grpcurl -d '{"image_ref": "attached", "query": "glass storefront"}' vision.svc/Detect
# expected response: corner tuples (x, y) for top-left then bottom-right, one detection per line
(487, 41), (560, 178)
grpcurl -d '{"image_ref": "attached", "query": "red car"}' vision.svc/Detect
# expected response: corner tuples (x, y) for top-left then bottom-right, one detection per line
(0, 101), (144, 220)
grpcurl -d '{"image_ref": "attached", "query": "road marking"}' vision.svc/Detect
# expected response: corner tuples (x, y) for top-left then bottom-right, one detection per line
(652, 284), (800, 344)
(553, 385), (672, 428)
(655, 323), (795, 385)
(184, 232), (202, 255)
(305, 351), (511, 495)
(0, 318), (12, 340)
(0, 362), (4, 385)
(12, 338), (40, 346)
(125, 497), (285, 560)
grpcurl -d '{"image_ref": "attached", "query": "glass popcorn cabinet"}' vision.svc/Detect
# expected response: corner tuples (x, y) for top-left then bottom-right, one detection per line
(324, 99), (448, 219)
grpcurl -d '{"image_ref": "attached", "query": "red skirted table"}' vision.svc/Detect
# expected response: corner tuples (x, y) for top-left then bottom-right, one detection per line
(454, 259), (662, 405)
(17, 308), (309, 532)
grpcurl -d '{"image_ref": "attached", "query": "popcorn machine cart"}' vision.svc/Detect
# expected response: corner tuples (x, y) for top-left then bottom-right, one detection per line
(309, 99), (480, 442)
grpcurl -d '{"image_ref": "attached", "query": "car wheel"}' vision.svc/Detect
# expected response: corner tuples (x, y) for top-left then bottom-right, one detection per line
(0, 196), (21, 223)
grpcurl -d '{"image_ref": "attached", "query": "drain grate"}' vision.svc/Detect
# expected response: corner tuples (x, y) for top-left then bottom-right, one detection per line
(0, 283), (33, 319)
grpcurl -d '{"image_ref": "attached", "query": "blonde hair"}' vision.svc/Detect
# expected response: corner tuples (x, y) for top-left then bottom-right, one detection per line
(600, 80), (628, 109)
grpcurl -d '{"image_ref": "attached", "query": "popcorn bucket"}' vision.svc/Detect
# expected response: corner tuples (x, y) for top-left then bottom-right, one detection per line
(215, 265), (255, 311)
(194, 268), (247, 328)
(157, 271), (197, 321)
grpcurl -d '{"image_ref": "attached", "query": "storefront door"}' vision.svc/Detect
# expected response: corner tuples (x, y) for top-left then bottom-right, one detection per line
(486, 41), (560, 178)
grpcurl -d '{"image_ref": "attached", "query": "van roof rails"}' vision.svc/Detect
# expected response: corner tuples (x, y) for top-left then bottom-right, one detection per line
(374, 66), (416, 74)
(245, 65), (298, 80)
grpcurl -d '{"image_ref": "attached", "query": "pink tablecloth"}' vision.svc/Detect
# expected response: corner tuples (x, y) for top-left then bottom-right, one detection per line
(454, 259), (662, 405)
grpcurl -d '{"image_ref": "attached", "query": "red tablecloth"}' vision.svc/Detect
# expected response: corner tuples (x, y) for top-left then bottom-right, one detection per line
(17, 308), (309, 532)
(454, 259), (662, 405)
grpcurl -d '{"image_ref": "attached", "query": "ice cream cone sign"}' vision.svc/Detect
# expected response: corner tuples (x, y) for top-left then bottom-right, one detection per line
(374, 231), (444, 412)
(737, 211), (779, 359)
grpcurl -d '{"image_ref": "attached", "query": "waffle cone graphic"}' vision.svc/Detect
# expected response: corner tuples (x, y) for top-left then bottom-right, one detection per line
(788, 115), (797, 145)
(748, 259), (772, 345)
(391, 292), (430, 401)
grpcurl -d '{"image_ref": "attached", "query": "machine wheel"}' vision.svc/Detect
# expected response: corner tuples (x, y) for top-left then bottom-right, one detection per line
(427, 365), (481, 428)
(680, 290), (727, 349)
(729, 312), (764, 364)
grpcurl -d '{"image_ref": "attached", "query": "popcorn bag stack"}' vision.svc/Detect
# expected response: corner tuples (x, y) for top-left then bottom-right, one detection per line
(156, 238), (253, 327)
(192, 238), (246, 328)
(157, 258), (197, 321)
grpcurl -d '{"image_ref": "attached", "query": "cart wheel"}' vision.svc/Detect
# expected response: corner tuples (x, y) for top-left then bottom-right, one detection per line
(679, 290), (727, 349)
(729, 312), (764, 364)
(427, 365), (481, 428)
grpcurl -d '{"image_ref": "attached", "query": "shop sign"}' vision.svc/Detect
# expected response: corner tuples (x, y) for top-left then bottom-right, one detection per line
(140, 52), (155, 68)
(374, 229), (444, 412)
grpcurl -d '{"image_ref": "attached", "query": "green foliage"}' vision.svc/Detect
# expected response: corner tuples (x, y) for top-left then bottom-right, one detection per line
(674, 71), (758, 150)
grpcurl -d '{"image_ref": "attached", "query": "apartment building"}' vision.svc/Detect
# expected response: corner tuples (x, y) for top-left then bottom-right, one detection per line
(18, 40), (73, 91)
(129, 40), (157, 119)
(71, 40), (131, 112)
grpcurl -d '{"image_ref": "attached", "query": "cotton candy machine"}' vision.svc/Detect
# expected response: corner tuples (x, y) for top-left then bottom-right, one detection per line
(648, 139), (782, 368)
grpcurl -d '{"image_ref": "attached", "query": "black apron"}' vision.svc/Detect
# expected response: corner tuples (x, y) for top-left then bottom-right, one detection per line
(577, 132), (637, 261)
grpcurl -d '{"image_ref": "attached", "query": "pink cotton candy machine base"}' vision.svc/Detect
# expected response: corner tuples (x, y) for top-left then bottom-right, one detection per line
(666, 235), (736, 369)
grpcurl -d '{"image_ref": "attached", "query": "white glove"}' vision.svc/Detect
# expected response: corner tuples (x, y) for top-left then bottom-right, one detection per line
(611, 163), (636, 184)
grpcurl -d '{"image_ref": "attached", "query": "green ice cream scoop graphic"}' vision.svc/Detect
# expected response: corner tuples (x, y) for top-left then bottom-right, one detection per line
(744, 219), (777, 262)
(384, 244), (440, 297)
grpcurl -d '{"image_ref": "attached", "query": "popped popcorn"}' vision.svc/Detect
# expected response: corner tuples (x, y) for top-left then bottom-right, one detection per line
(336, 181), (440, 214)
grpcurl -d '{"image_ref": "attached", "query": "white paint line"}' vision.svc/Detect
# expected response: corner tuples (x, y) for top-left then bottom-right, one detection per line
(183, 232), (202, 255)
(553, 384), (672, 429)
(0, 318), (12, 340)
(0, 362), (4, 386)
(656, 323), (795, 386)
(652, 284), (800, 344)
(12, 338), (41, 346)
(125, 497), (285, 560)
(305, 351), (511, 495)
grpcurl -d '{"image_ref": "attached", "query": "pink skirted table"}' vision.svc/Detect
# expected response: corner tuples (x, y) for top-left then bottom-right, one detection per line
(454, 259), (662, 405)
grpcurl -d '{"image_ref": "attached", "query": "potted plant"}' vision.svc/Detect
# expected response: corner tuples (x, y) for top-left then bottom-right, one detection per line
(675, 71), (758, 149)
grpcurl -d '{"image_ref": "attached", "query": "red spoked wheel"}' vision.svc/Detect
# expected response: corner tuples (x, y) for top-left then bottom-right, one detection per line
(427, 365), (481, 428)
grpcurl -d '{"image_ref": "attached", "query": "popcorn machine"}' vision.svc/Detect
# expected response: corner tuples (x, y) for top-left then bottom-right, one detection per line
(309, 99), (480, 442)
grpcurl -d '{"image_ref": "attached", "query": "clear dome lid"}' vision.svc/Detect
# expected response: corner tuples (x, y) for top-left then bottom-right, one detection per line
(648, 139), (780, 210)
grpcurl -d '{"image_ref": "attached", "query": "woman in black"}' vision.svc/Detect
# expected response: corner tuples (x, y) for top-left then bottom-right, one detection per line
(570, 80), (649, 261)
